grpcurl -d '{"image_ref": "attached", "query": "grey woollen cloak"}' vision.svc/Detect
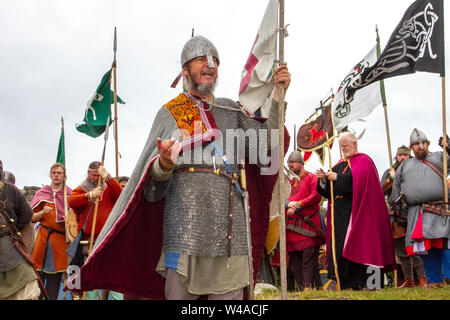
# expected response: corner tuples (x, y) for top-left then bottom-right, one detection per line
(68, 95), (289, 299)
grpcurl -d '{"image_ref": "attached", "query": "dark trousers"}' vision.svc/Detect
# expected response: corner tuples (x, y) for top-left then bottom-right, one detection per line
(288, 247), (320, 290)
(287, 266), (295, 291)
(38, 271), (63, 300)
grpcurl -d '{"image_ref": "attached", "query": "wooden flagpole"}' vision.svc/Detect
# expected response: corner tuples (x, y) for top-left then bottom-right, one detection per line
(321, 100), (341, 291)
(277, 0), (288, 301)
(440, 0), (448, 213)
(376, 26), (394, 169)
(112, 27), (119, 179)
(384, 96), (397, 289)
(293, 124), (296, 151)
(327, 141), (341, 291)
(377, 25), (397, 287)
(382, 107), (393, 168)
(88, 115), (110, 255)
(82, 171), (103, 301)
(442, 77), (448, 210)
(60, 117), (70, 243)
(82, 117), (111, 300)
(61, 117), (69, 300)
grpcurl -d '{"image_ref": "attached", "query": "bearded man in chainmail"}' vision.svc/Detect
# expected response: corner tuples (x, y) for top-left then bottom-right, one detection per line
(391, 129), (450, 288)
(381, 145), (427, 288)
(151, 36), (291, 300)
(67, 35), (291, 300)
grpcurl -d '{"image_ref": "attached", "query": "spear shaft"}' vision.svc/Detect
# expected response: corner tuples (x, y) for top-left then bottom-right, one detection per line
(112, 27), (119, 178)
(88, 116), (111, 256)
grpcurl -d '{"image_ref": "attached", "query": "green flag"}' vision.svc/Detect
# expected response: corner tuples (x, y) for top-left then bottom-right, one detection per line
(76, 69), (124, 138)
(56, 118), (65, 166)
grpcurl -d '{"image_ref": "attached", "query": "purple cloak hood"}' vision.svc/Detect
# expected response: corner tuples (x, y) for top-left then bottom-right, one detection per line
(30, 185), (72, 222)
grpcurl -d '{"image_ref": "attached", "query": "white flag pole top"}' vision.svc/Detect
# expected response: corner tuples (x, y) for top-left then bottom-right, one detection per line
(238, 0), (278, 117)
(331, 45), (383, 133)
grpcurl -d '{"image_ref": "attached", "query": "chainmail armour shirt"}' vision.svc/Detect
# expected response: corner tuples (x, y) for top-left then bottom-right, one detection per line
(145, 97), (284, 295)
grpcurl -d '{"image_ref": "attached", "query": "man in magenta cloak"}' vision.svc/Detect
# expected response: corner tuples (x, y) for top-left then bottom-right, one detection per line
(67, 35), (291, 300)
(316, 132), (395, 290)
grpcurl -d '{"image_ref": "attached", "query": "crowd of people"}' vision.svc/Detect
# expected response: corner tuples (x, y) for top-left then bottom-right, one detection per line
(0, 158), (129, 300)
(0, 34), (449, 301)
(281, 129), (450, 292)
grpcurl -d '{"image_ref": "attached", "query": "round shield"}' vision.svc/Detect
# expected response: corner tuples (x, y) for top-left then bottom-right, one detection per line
(65, 208), (78, 243)
(265, 215), (279, 254)
(265, 174), (290, 254)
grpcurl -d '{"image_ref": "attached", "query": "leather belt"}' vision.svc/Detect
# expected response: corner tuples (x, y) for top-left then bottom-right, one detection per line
(175, 167), (239, 184)
(422, 202), (450, 217)
(40, 224), (65, 236)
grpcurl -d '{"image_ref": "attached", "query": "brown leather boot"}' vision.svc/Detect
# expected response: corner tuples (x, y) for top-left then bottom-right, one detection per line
(418, 277), (427, 288)
(428, 282), (444, 289)
(398, 279), (415, 289)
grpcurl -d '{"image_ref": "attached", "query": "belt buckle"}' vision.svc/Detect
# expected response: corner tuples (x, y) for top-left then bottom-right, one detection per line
(214, 169), (221, 176)
(188, 167), (195, 172)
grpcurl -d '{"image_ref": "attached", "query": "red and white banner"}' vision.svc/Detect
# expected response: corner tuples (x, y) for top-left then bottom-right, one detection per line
(239, 0), (278, 117)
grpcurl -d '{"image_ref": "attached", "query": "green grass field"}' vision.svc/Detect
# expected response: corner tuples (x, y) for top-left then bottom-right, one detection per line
(255, 285), (450, 300)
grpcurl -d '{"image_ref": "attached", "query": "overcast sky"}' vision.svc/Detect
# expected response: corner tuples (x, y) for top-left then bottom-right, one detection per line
(1, 0), (448, 190)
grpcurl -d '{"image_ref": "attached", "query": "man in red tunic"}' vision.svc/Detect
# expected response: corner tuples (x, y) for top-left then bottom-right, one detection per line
(285, 150), (324, 291)
(68, 161), (122, 243)
(68, 161), (123, 300)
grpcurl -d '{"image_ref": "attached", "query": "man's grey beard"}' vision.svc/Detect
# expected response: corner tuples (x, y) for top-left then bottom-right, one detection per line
(186, 71), (218, 97)
(196, 82), (216, 96)
(80, 177), (105, 192)
(343, 151), (354, 159)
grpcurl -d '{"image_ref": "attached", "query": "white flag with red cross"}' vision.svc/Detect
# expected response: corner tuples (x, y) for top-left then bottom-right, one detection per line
(238, 0), (278, 117)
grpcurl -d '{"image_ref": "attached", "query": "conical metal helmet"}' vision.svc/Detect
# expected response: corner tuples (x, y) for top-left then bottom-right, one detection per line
(410, 128), (429, 149)
(180, 35), (220, 68)
(287, 150), (304, 164)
